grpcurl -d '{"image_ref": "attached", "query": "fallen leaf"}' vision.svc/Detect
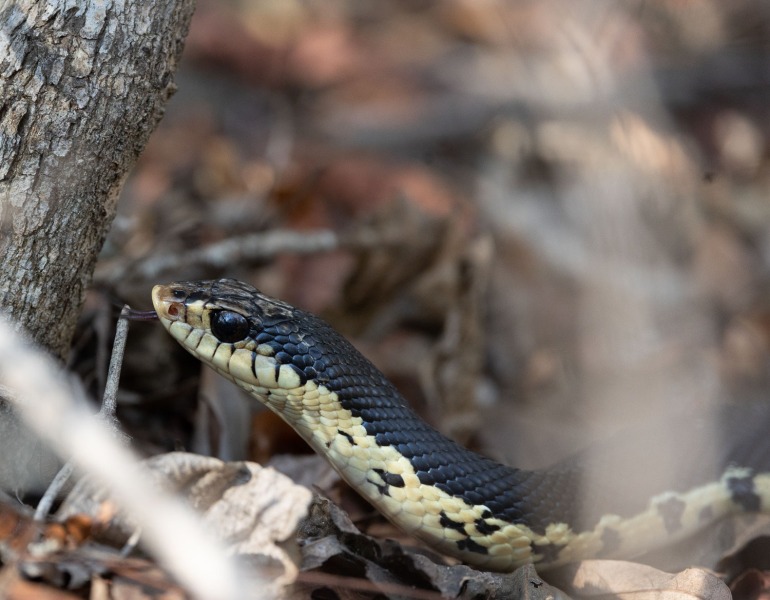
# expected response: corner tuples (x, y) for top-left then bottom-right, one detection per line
(297, 496), (570, 599)
(549, 560), (731, 600)
(59, 452), (313, 589)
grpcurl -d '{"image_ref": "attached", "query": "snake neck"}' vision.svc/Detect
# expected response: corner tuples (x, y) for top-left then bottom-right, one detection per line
(232, 313), (574, 561)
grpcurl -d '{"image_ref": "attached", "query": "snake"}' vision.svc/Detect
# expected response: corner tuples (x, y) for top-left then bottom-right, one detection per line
(150, 278), (770, 571)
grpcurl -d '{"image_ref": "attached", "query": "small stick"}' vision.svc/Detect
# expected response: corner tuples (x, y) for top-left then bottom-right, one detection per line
(35, 305), (144, 521)
(99, 306), (132, 420)
(34, 463), (73, 520)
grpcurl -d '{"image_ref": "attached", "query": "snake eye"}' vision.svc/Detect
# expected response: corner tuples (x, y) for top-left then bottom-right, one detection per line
(210, 310), (250, 343)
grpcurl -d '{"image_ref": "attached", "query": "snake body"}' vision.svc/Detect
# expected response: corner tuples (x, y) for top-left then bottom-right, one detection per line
(152, 278), (770, 570)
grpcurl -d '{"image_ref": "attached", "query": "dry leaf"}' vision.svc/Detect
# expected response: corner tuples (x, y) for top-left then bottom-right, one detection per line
(549, 560), (731, 600)
(297, 496), (570, 599)
(59, 452), (313, 589)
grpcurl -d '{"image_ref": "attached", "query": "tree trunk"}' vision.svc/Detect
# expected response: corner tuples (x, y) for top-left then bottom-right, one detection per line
(0, 0), (196, 360)
(0, 0), (196, 494)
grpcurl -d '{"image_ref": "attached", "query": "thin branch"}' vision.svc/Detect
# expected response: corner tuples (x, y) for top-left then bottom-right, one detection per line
(96, 228), (340, 284)
(99, 305), (131, 420)
(34, 463), (73, 521)
(36, 305), (134, 520)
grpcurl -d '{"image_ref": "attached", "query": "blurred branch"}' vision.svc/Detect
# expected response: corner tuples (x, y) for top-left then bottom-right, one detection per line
(0, 314), (251, 600)
(97, 229), (338, 284)
(95, 225), (422, 286)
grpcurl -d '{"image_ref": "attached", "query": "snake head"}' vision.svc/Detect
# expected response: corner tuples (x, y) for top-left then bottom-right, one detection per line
(152, 279), (316, 397)
(152, 278), (404, 456)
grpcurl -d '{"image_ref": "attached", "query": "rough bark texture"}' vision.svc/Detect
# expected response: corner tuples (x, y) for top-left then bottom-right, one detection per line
(0, 0), (196, 360)
(0, 0), (195, 494)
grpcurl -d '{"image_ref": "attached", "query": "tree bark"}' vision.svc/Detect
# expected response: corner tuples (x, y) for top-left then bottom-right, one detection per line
(0, 0), (196, 494)
(0, 0), (196, 360)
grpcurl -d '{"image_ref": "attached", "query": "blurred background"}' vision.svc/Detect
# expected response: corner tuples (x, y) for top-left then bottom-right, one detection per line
(80, 0), (770, 481)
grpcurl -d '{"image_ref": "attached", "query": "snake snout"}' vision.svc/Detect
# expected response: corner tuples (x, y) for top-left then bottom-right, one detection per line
(151, 284), (187, 325)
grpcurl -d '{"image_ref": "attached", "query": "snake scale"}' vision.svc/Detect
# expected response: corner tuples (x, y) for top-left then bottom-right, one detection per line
(151, 278), (770, 571)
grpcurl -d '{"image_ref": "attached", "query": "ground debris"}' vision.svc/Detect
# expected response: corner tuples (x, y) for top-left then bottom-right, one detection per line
(296, 496), (569, 600)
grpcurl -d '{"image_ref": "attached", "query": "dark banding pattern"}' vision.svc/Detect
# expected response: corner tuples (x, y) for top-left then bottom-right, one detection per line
(439, 511), (466, 533)
(474, 518), (500, 535)
(727, 474), (760, 512)
(337, 429), (354, 445)
(457, 537), (488, 555)
(372, 469), (405, 488)
(368, 474), (390, 497)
